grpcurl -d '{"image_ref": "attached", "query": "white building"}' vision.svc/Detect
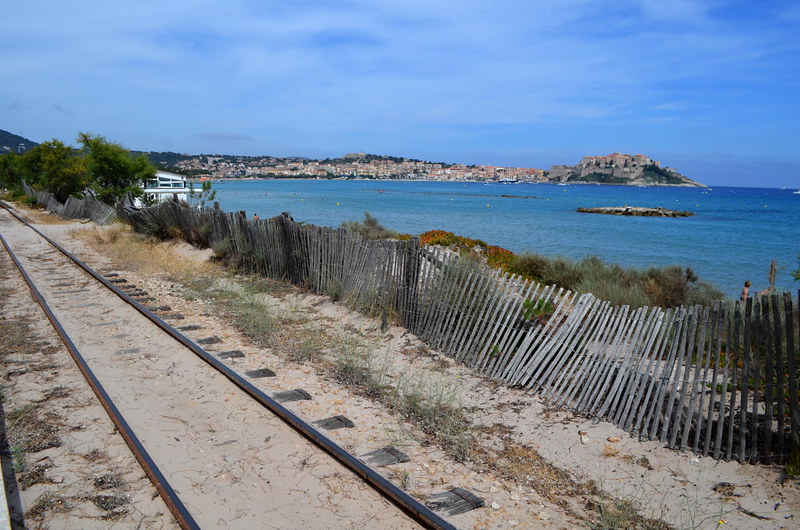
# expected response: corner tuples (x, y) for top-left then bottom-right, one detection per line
(137, 171), (191, 206)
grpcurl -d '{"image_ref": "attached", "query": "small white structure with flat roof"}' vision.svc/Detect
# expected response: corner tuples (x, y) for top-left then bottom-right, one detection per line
(136, 171), (191, 206)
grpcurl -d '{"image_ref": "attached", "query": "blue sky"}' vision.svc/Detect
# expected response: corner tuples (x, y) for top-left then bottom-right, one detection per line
(2, 1), (799, 187)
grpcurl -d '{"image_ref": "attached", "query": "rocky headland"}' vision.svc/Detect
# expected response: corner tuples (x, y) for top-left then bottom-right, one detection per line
(550, 152), (704, 187)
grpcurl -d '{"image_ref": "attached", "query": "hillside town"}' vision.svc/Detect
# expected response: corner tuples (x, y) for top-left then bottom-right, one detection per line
(0, 129), (698, 186)
(156, 150), (699, 185)
(162, 151), (548, 182)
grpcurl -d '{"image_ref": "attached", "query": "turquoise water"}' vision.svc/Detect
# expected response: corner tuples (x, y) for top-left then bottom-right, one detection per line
(204, 179), (800, 298)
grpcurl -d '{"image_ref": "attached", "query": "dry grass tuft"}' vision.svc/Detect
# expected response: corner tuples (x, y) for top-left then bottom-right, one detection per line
(279, 327), (328, 363)
(593, 495), (673, 530)
(603, 444), (620, 458)
(91, 494), (128, 512)
(6, 403), (61, 454)
(394, 369), (475, 462)
(73, 225), (221, 283)
(93, 473), (124, 490)
(0, 316), (38, 358)
(83, 448), (109, 463)
(489, 438), (589, 502)
(16, 205), (70, 225)
(19, 461), (55, 489)
(26, 493), (71, 522)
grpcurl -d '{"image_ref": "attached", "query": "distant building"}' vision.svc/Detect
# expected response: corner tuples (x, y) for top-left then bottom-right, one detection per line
(136, 170), (191, 206)
(550, 152), (660, 181)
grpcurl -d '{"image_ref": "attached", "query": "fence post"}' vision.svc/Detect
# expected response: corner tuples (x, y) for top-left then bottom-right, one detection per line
(786, 292), (800, 457)
(402, 237), (420, 328)
(279, 214), (297, 282)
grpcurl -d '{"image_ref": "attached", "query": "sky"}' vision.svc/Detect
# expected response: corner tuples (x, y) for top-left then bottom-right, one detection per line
(2, 1), (799, 187)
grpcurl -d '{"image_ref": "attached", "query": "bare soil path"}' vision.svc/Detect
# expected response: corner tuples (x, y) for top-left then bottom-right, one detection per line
(0, 206), (419, 529)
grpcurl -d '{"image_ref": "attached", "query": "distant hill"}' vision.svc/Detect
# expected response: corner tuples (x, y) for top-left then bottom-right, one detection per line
(140, 151), (193, 168)
(0, 129), (38, 153)
(548, 152), (704, 187)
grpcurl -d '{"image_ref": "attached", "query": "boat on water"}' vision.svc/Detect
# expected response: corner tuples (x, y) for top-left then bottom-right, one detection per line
(498, 178), (518, 184)
(794, 190), (800, 195)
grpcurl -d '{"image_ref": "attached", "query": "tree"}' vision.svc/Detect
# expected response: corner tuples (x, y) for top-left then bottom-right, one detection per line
(78, 132), (154, 204)
(20, 140), (86, 202)
(189, 180), (216, 208)
(0, 152), (23, 195)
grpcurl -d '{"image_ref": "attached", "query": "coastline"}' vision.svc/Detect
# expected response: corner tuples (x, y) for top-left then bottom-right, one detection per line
(4, 203), (796, 530)
(199, 180), (799, 298)
(198, 176), (707, 187)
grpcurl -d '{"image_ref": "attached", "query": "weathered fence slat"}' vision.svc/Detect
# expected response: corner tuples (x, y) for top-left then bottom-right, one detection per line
(623, 308), (669, 433)
(704, 302), (725, 457)
(487, 281), (542, 379)
(681, 306), (711, 452)
(474, 276), (527, 372)
(535, 294), (599, 396)
(587, 306), (636, 417)
(452, 268), (498, 363)
(431, 258), (475, 351)
(569, 304), (622, 412)
(463, 271), (513, 367)
(749, 299), (762, 462)
(575, 305), (627, 414)
(762, 295), (775, 465)
(511, 288), (575, 389)
(720, 304), (737, 461)
(633, 308), (677, 438)
(650, 307), (694, 441)
(771, 294), (785, 464)
(611, 307), (659, 427)
(504, 285), (560, 386)
(552, 299), (613, 408)
(738, 298), (752, 462)
(601, 306), (652, 422)
(480, 277), (544, 377)
(670, 306), (704, 449)
(445, 270), (486, 357)
(785, 293), (800, 456)
(514, 291), (581, 391)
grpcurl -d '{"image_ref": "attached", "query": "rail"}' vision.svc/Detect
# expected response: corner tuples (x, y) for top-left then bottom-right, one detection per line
(0, 201), (456, 529)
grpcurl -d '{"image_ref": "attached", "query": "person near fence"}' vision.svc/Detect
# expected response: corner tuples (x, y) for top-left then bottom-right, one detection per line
(740, 281), (751, 300)
(253, 213), (259, 221)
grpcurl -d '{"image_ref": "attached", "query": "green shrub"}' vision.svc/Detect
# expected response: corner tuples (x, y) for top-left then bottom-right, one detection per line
(684, 280), (725, 307)
(577, 277), (649, 308)
(341, 211), (399, 240)
(547, 256), (584, 290)
(509, 252), (723, 309)
(508, 252), (550, 280)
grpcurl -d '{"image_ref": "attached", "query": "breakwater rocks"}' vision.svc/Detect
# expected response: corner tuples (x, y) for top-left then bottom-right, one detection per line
(577, 206), (694, 217)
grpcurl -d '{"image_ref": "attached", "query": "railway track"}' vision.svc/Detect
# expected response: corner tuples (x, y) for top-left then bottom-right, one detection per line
(0, 202), (462, 529)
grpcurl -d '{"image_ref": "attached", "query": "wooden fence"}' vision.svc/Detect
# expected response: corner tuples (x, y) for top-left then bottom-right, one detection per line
(118, 200), (799, 464)
(22, 182), (117, 225)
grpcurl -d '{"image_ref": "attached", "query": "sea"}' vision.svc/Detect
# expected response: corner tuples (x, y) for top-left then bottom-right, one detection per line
(199, 179), (800, 299)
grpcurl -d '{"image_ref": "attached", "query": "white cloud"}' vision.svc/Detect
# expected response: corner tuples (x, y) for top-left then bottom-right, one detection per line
(1, 0), (798, 179)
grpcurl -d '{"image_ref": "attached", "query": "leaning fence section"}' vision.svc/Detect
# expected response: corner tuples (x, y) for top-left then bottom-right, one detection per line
(22, 182), (117, 225)
(117, 200), (799, 464)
